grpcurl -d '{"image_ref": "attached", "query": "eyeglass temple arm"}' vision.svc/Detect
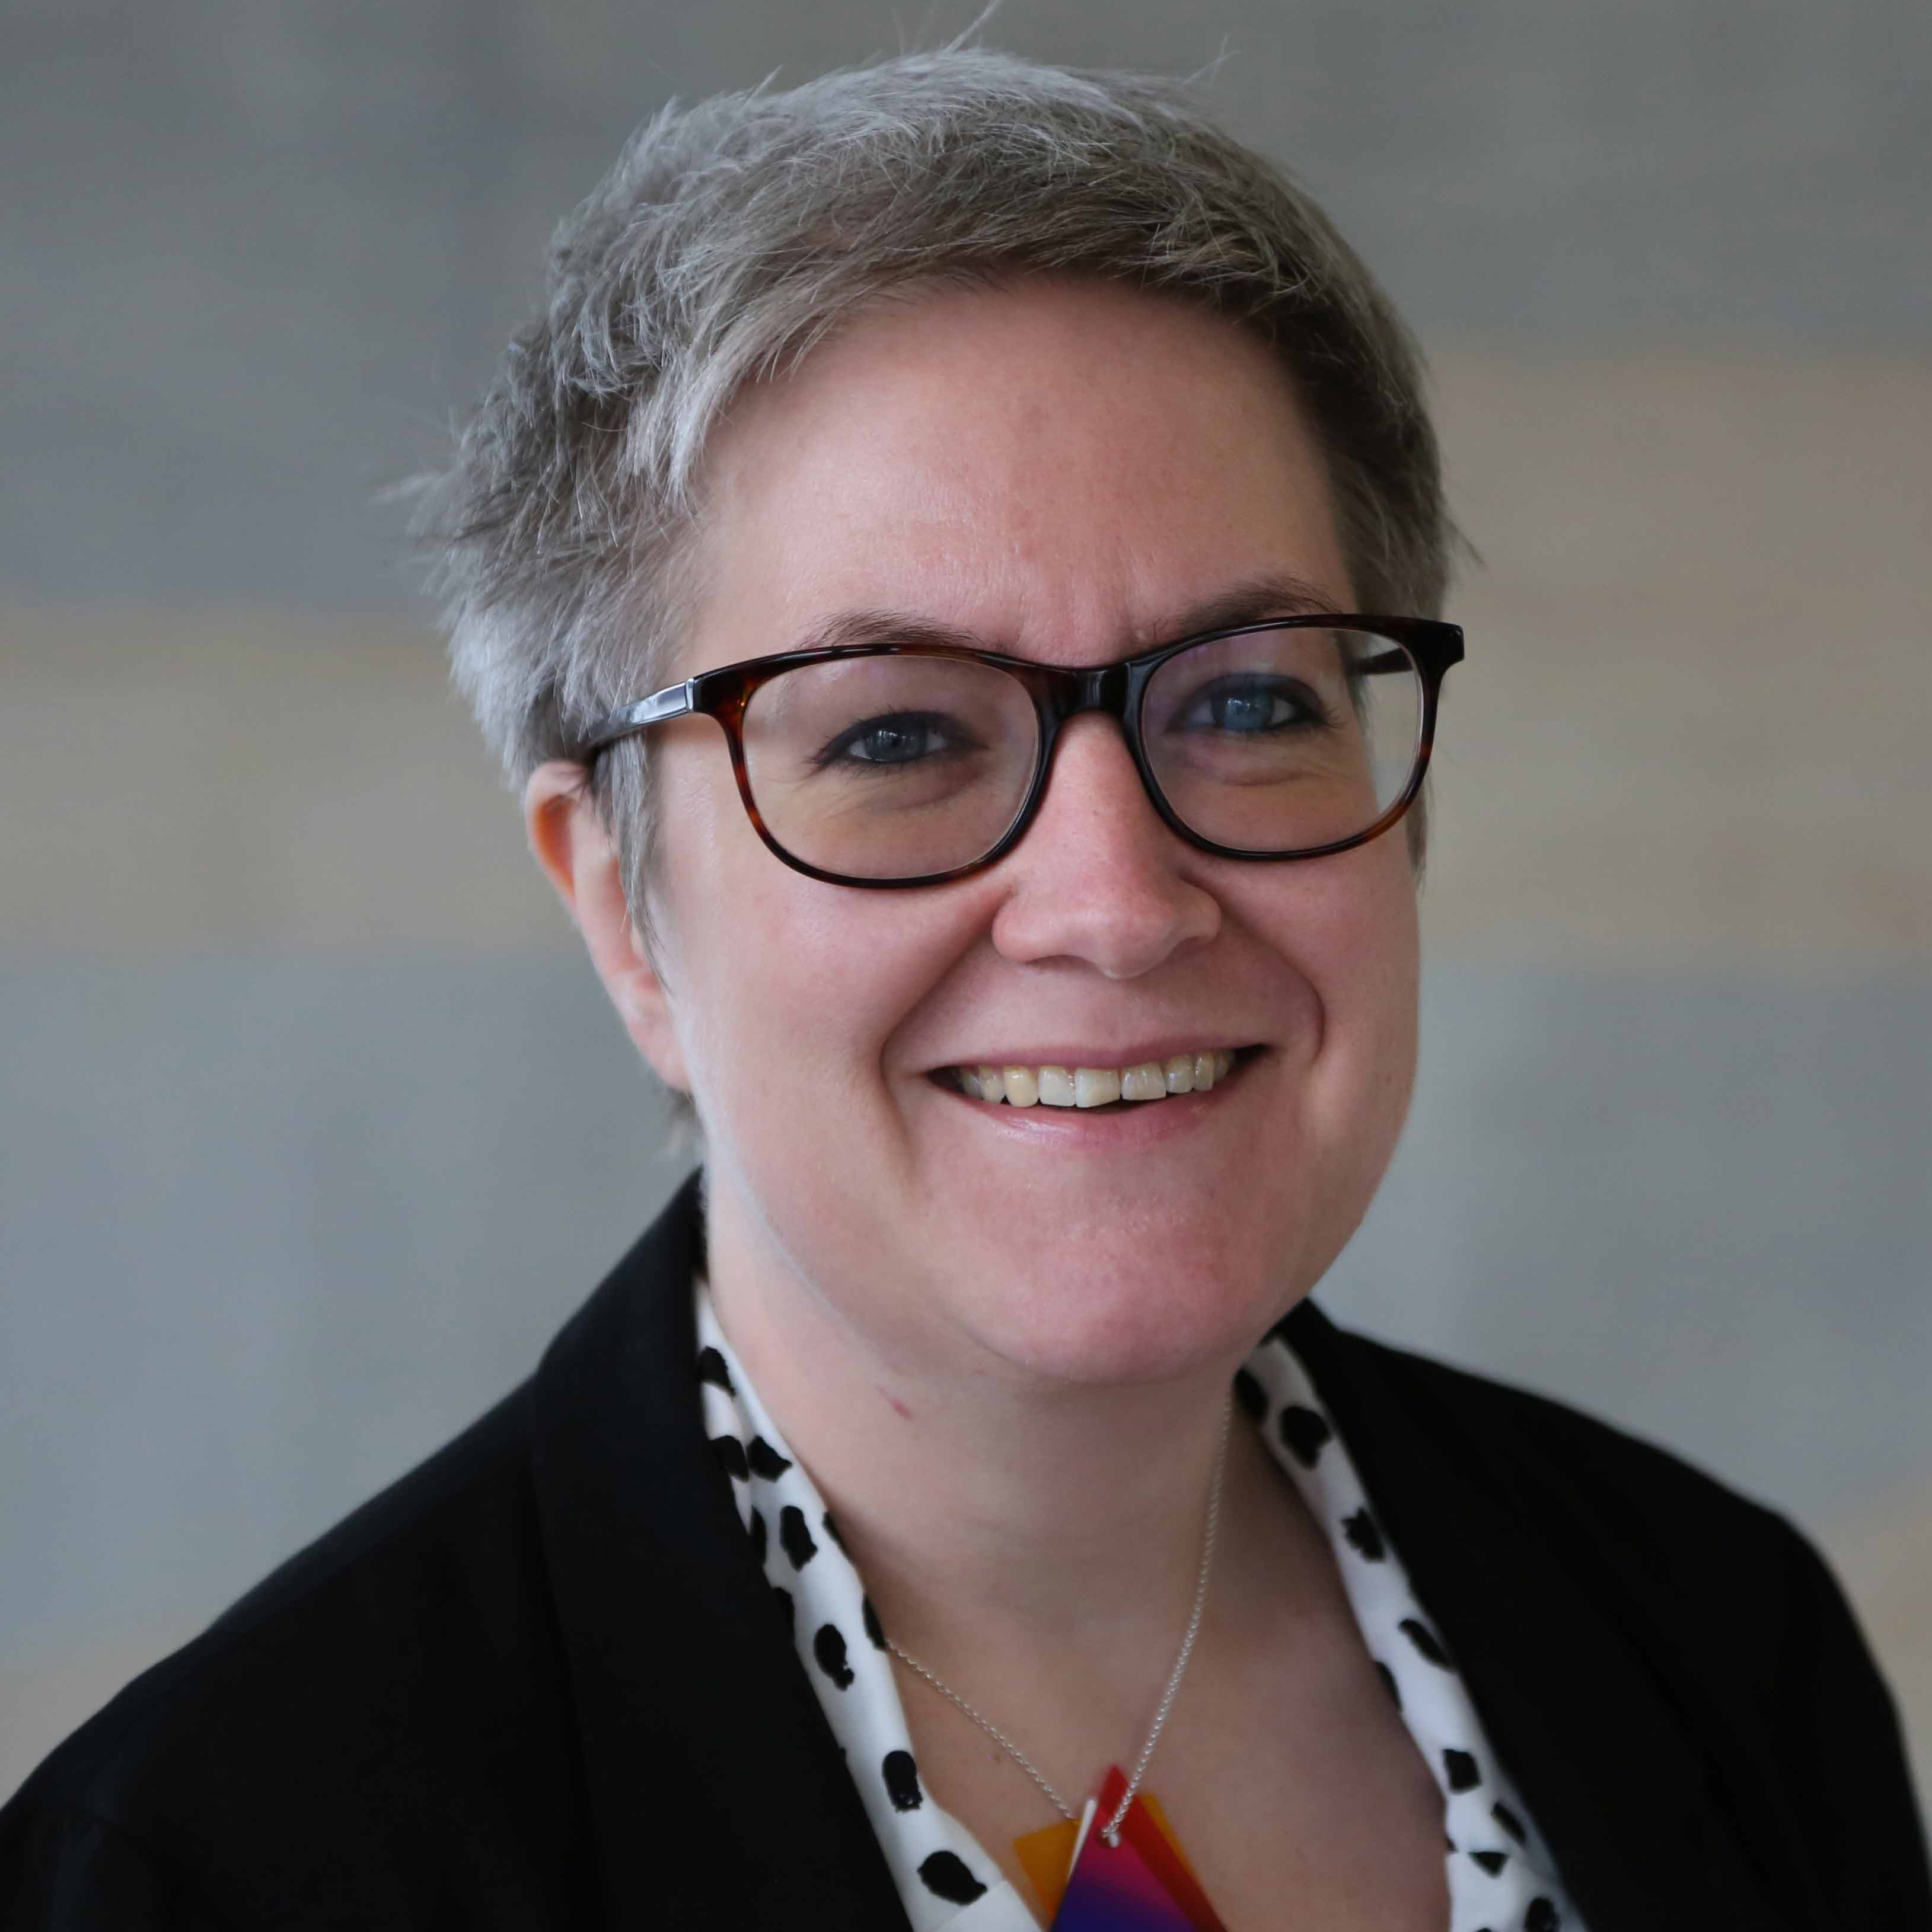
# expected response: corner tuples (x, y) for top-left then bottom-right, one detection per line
(581, 680), (696, 757)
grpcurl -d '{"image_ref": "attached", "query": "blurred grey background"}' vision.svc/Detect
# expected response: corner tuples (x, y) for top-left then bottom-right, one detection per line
(4, 0), (1928, 1812)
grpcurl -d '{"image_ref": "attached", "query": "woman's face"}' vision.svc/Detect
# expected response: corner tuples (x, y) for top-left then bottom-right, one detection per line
(629, 277), (1419, 1390)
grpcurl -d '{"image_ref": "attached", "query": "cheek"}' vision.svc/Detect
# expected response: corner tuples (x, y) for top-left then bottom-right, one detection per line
(648, 758), (973, 1111)
(1240, 842), (1418, 1130)
(1225, 849), (1418, 1303)
(1305, 848), (1421, 1163)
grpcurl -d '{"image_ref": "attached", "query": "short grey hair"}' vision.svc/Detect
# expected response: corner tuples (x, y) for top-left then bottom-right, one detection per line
(414, 44), (1452, 973)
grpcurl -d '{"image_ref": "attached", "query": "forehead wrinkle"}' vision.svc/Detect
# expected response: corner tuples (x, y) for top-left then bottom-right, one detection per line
(782, 568), (1346, 665)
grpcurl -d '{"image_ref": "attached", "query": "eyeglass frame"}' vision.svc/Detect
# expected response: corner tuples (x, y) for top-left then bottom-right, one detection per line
(576, 613), (1465, 889)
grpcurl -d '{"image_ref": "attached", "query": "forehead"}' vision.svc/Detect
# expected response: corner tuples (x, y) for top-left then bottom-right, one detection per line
(687, 276), (1353, 669)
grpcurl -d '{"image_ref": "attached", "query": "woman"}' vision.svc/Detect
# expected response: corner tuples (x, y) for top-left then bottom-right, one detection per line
(3, 48), (1925, 1932)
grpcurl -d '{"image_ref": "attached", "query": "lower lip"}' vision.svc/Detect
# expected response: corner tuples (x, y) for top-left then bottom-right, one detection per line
(931, 1057), (1258, 1149)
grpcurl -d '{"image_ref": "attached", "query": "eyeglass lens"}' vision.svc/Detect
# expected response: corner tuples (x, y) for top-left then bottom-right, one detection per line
(735, 626), (1424, 882)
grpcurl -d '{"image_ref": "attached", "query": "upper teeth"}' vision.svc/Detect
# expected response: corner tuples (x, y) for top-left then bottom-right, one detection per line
(958, 1051), (1236, 1108)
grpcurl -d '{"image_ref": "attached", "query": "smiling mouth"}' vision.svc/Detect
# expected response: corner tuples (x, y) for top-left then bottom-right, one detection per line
(934, 1047), (1257, 1111)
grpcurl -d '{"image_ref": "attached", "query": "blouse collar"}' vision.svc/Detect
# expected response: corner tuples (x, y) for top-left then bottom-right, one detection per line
(695, 1277), (1580, 1932)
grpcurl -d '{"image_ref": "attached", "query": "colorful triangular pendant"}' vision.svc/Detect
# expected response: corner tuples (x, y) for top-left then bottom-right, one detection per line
(1035, 1767), (1228, 1931)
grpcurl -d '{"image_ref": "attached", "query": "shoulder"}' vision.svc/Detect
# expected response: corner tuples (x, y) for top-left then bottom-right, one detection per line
(1304, 1313), (1932, 1919)
(1296, 1310), (1932, 1918)
(1315, 1312), (1815, 1593)
(0, 1380), (597, 1928)
(1378, 1330), (1904, 1697)
(1284, 1302), (1889, 1740)
(1344, 1324), (1867, 1677)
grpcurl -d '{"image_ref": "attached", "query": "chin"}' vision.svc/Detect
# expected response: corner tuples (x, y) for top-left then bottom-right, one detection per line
(959, 1241), (1299, 1391)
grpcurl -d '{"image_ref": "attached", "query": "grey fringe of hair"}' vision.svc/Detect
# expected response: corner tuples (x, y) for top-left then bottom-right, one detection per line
(411, 47), (1452, 1090)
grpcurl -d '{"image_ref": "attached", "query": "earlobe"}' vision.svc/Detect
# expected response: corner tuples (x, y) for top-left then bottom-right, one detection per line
(521, 761), (690, 1092)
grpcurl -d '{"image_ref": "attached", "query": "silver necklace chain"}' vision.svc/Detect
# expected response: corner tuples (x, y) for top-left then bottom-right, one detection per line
(884, 1397), (1232, 1848)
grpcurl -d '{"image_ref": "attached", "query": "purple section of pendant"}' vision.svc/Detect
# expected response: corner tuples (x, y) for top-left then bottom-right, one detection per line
(1049, 1825), (1202, 1931)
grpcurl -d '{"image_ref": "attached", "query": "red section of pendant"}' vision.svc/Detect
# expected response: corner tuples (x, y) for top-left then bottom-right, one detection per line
(1047, 1768), (1228, 1932)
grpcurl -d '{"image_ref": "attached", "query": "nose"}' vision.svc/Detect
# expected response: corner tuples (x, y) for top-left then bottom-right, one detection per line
(989, 715), (1221, 978)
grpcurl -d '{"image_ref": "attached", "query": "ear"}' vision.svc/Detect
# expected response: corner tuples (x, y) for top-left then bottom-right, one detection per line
(523, 761), (690, 1093)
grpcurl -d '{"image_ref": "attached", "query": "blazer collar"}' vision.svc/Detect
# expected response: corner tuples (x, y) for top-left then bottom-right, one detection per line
(1282, 1299), (1797, 1932)
(529, 1172), (913, 1931)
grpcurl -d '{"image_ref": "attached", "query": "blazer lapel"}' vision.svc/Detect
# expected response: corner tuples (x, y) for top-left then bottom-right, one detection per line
(1283, 1299), (1799, 1932)
(528, 1172), (913, 1931)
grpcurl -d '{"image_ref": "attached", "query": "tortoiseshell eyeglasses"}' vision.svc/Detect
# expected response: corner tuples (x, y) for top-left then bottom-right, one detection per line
(578, 614), (1463, 889)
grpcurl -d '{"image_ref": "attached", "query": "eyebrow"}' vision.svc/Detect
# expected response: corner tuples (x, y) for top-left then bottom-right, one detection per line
(785, 570), (1344, 660)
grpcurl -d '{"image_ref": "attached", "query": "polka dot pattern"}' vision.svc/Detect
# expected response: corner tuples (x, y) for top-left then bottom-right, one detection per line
(697, 1280), (1584, 1931)
(697, 1287), (1013, 1930)
(1244, 1328), (1583, 1931)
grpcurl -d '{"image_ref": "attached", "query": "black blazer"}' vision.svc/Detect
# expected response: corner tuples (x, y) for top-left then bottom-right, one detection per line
(4, 1171), (1927, 1929)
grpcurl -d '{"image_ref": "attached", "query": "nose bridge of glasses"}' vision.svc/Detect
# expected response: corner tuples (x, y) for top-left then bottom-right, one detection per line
(1038, 658), (1131, 725)
(1028, 661), (1166, 835)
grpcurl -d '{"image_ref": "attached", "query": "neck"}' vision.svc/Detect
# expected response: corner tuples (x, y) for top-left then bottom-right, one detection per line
(703, 1171), (1267, 1675)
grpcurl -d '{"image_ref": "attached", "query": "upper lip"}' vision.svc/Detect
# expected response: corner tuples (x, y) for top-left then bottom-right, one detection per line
(928, 1039), (1256, 1070)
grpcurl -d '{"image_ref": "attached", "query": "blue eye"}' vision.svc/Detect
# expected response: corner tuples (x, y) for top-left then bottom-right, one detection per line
(812, 710), (981, 771)
(850, 719), (943, 763)
(1180, 677), (1327, 734)
(1214, 688), (1286, 732)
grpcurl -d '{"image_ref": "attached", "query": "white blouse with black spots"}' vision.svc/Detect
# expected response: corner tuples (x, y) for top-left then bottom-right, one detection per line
(696, 1282), (1584, 1932)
